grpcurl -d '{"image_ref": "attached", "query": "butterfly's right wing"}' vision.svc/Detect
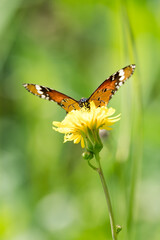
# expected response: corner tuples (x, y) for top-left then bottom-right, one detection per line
(88, 64), (136, 107)
(23, 84), (80, 112)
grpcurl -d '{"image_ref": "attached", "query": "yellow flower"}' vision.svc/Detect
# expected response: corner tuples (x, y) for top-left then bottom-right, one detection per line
(53, 102), (120, 156)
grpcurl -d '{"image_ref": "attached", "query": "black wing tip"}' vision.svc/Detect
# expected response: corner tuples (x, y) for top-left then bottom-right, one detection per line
(23, 83), (32, 88)
(22, 83), (33, 94)
(23, 83), (36, 91)
(130, 64), (136, 69)
(130, 64), (136, 75)
(124, 63), (136, 69)
(23, 83), (29, 90)
(124, 64), (136, 74)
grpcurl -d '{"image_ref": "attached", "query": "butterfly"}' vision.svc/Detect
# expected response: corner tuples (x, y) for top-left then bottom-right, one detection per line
(23, 64), (135, 113)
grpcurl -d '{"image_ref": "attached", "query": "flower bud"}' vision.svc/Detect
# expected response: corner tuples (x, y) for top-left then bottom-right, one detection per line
(82, 151), (94, 160)
(116, 225), (122, 234)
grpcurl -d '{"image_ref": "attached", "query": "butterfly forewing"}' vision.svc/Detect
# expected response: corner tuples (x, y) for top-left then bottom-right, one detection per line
(23, 64), (135, 112)
(23, 84), (80, 112)
(88, 64), (135, 107)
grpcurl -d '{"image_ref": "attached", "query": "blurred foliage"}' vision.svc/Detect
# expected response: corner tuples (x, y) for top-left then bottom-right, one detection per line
(0, 0), (160, 240)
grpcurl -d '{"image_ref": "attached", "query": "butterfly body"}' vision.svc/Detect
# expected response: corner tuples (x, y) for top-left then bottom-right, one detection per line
(23, 64), (135, 112)
(78, 97), (90, 108)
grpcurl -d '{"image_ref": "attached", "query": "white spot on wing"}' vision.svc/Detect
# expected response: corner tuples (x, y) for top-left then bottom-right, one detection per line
(118, 69), (124, 77)
(111, 74), (116, 81)
(38, 90), (43, 94)
(41, 95), (46, 99)
(36, 85), (42, 91)
(35, 85), (44, 94)
(119, 75), (125, 81)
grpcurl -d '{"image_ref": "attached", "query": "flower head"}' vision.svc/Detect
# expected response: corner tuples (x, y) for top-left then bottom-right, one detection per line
(53, 102), (120, 157)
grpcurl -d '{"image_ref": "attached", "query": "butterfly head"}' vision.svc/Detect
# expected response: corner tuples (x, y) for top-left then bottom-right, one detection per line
(78, 98), (90, 109)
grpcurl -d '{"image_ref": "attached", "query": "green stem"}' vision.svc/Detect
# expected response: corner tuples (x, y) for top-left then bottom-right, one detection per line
(95, 153), (117, 240)
(88, 160), (98, 171)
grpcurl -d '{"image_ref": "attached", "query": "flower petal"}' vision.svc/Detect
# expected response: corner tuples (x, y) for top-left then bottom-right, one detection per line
(52, 101), (120, 148)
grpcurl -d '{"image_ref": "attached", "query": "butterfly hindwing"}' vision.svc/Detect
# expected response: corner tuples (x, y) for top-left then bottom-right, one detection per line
(88, 64), (135, 107)
(23, 84), (80, 112)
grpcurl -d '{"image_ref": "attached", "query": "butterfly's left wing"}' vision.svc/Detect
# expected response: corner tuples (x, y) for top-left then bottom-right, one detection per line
(88, 64), (135, 107)
(23, 84), (80, 112)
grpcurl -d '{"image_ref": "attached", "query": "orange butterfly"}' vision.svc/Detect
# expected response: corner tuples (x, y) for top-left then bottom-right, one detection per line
(23, 64), (135, 112)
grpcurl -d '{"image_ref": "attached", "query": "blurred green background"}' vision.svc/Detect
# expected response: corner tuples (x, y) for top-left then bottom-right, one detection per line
(0, 0), (160, 240)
